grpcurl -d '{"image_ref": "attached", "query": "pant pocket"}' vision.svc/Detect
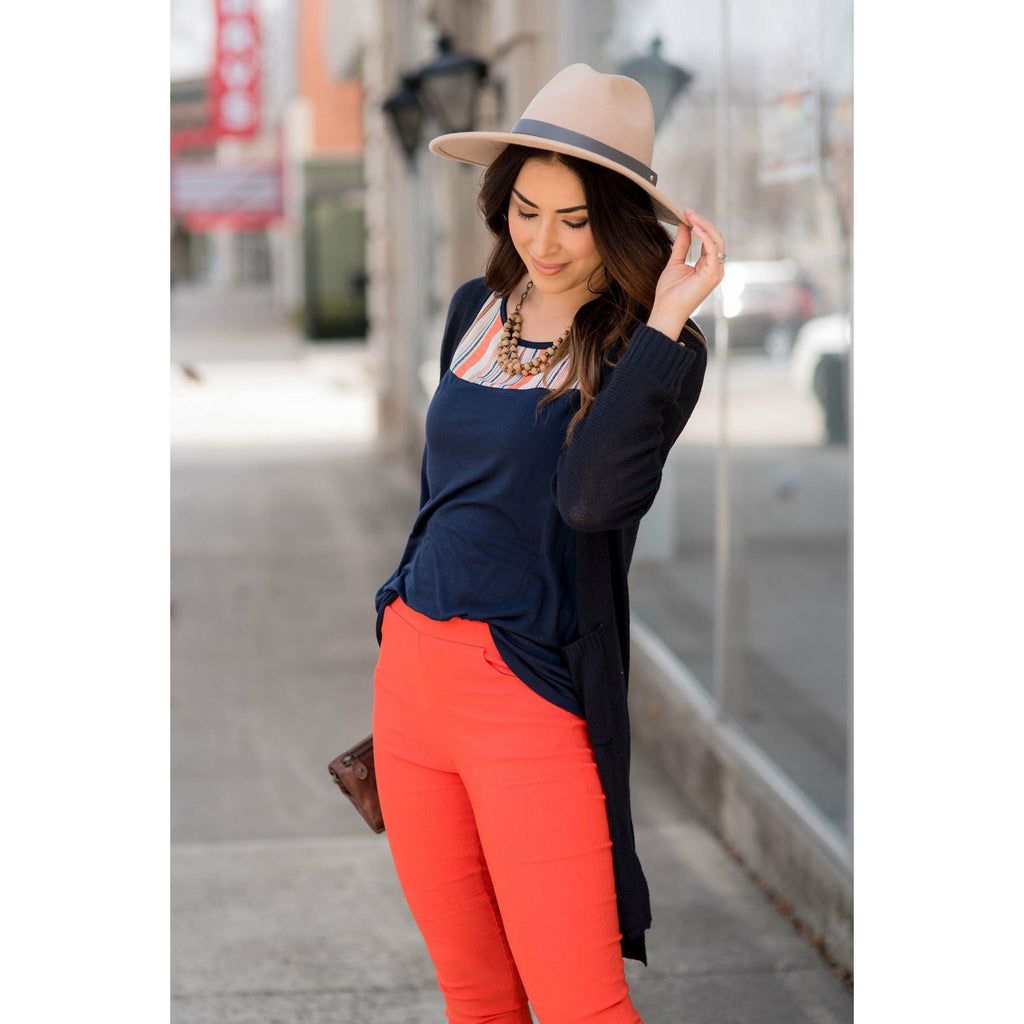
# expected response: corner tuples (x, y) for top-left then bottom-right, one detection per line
(480, 645), (520, 679)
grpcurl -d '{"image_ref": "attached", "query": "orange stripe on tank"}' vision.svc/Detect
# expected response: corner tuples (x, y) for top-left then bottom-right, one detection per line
(455, 313), (504, 380)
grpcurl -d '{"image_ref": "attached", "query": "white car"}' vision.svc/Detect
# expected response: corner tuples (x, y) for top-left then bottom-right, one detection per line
(692, 259), (819, 355)
(789, 312), (851, 445)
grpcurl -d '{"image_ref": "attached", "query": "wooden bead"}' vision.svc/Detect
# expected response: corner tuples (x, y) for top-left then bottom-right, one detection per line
(496, 282), (573, 377)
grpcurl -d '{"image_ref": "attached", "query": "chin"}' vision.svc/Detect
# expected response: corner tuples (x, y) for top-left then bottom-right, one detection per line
(527, 268), (585, 291)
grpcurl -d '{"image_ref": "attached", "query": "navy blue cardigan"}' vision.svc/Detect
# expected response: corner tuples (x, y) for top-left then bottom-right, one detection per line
(376, 277), (707, 964)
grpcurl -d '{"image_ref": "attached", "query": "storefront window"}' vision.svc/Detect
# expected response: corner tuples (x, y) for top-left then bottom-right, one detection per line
(569, 0), (853, 840)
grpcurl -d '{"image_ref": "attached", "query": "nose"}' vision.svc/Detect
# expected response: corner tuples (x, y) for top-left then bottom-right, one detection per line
(532, 218), (560, 258)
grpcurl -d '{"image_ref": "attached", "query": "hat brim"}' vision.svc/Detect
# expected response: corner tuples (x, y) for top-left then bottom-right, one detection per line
(429, 131), (691, 228)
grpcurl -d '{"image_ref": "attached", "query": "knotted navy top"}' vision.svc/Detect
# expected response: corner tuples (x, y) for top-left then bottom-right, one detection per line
(375, 288), (584, 716)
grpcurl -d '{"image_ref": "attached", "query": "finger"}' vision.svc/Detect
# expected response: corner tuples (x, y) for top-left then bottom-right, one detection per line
(689, 225), (726, 284)
(672, 221), (692, 261)
(684, 209), (726, 255)
(690, 223), (720, 266)
(684, 208), (722, 237)
(693, 222), (725, 259)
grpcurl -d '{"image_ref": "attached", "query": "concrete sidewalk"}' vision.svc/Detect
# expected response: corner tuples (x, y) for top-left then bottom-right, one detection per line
(170, 290), (852, 1023)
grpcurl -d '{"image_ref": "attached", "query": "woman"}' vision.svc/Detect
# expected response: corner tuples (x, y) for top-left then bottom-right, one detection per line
(371, 64), (725, 1023)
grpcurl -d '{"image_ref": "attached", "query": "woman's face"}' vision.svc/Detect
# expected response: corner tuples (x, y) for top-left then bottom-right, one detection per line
(507, 156), (605, 305)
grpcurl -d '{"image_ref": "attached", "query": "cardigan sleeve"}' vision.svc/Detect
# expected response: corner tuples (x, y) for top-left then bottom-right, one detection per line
(552, 322), (707, 533)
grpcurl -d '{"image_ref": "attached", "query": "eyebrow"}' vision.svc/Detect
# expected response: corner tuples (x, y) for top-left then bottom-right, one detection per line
(512, 188), (587, 214)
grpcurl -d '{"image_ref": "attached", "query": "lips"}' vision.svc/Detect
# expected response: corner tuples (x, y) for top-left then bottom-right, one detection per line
(531, 257), (567, 276)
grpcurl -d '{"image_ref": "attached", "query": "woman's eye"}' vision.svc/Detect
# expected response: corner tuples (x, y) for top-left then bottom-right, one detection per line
(514, 208), (587, 231)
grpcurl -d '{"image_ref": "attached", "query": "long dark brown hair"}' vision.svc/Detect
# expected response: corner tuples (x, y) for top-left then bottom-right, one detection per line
(477, 144), (704, 443)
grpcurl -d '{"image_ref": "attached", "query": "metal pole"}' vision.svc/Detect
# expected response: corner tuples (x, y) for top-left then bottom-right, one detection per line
(711, 0), (732, 717)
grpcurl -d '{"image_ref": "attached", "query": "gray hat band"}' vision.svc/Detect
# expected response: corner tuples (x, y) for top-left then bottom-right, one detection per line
(510, 118), (658, 186)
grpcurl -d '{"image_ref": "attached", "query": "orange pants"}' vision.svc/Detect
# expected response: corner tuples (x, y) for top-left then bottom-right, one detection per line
(372, 595), (645, 1024)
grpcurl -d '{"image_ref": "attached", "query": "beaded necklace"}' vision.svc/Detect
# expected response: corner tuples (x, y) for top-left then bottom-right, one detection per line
(496, 281), (573, 377)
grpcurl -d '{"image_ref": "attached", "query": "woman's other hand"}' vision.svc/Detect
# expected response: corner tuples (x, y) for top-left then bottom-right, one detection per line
(647, 209), (726, 341)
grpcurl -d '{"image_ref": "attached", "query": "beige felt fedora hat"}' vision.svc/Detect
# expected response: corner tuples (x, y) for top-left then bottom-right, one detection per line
(429, 63), (690, 227)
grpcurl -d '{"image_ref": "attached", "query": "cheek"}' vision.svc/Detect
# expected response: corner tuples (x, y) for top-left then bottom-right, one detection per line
(573, 232), (600, 265)
(508, 217), (530, 251)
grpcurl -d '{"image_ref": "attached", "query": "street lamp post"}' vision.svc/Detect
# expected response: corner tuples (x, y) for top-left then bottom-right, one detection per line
(620, 38), (693, 132)
(382, 75), (427, 163)
(382, 37), (488, 160)
(412, 35), (488, 135)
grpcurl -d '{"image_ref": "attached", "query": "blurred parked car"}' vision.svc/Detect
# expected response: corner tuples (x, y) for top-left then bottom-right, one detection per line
(692, 259), (818, 356)
(790, 312), (851, 445)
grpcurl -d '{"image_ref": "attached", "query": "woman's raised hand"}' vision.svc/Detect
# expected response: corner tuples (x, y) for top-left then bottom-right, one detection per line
(646, 209), (727, 342)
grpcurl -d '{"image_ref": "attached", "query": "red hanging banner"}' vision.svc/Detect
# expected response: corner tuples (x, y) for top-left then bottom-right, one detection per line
(210, 0), (262, 138)
(171, 160), (284, 231)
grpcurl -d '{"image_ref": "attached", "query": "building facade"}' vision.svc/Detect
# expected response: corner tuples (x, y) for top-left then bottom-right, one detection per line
(171, 0), (370, 339)
(287, 0), (369, 337)
(170, 1), (292, 297)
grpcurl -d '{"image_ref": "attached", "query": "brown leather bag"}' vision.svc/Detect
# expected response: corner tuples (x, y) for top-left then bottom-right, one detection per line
(328, 734), (384, 833)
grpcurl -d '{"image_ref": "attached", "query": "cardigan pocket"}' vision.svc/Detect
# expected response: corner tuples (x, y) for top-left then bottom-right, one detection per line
(562, 624), (613, 746)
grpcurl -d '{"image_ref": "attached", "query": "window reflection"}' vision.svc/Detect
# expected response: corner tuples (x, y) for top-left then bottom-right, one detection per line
(598, 0), (852, 838)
